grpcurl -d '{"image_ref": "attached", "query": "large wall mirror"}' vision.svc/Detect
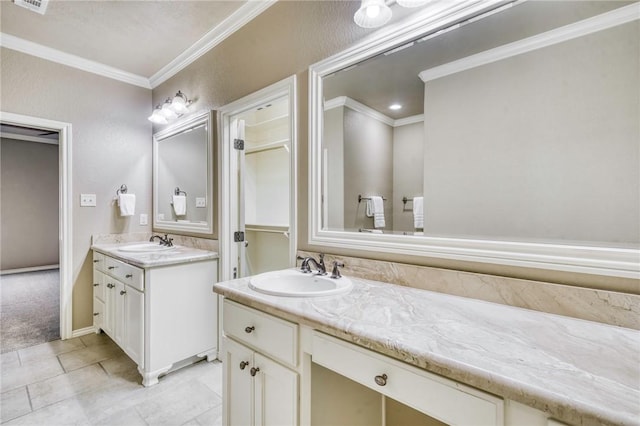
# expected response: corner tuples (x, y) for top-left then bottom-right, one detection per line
(309, 0), (639, 278)
(153, 110), (217, 237)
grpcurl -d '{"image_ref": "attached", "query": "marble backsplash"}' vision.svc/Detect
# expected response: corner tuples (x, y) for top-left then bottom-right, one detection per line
(92, 233), (219, 252)
(297, 250), (639, 330)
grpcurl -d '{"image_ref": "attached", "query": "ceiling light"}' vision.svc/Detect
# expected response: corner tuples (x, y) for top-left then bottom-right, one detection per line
(396, 0), (431, 7)
(389, 104), (402, 110)
(354, 0), (392, 28)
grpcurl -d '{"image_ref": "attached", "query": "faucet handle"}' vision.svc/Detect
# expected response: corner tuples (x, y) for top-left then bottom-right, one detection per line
(331, 261), (345, 279)
(297, 256), (311, 273)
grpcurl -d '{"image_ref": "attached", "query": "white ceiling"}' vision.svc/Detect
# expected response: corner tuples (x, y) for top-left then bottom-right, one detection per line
(0, 0), (274, 88)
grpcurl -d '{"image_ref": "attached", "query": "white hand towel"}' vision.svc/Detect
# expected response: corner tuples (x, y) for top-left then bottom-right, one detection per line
(172, 195), (187, 216)
(118, 194), (136, 217)
(413, 196), (424, 229)
(369, 196), (385, 229)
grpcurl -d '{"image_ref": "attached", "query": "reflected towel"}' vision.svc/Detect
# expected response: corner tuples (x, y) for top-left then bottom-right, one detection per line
(413, 196), (424, 229)
(117, 194), (136, 217)
(172, 195), (187, 216)
(367, 196), (385, 228)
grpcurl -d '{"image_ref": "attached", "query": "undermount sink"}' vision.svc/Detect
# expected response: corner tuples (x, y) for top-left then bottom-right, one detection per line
(249, 269), (352, 297)
(118, 243), (176, 253)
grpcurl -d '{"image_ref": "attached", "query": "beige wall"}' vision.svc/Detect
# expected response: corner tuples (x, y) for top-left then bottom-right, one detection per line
(0, 138), (59, 270)
(392, 122), (424, 233)
(154, 0), (638, 293)
(0, 48), (152, 330)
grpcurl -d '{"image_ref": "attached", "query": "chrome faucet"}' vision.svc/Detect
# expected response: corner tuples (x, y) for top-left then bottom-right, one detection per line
(297, 254), (327, 275)
(149, 234), (173, 247)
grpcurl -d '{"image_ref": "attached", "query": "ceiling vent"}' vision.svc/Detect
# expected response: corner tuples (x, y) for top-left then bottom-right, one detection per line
(13, 0), (49, 15)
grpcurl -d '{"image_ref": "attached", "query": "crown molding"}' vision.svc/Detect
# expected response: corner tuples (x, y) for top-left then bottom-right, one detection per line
(419, 2), (640, 82)
(0, 32), (151, 89)
(149, 0), (277, 88)
(325, 96), (423, 127)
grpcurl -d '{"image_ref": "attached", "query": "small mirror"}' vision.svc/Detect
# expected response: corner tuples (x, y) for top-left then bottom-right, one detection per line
(153, 111), (217, 237)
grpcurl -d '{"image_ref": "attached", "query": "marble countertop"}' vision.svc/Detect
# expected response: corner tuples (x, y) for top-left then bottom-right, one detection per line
(214, 270), (640, 426)
(92, 242), (218, 268)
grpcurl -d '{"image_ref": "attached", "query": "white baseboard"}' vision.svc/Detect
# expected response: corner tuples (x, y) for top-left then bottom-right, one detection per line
(70, 326), (96, 339)
(0, 264), (59, 275)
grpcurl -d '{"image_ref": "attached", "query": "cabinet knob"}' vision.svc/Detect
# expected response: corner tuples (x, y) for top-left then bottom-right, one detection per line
(244, 326), (255, 334)
(239, 361), (249, 370)
(250, 367), (260, 377)
(374, 374), (388, 386)
(93, 283), (99, 287)
(107, 283), (115, 289)
(93, 312), (99, 316)
(108, 266), (117, 270)
(93, 259), (100, 263)
(120, 290), (127, 295)
(126, 274), (133, 278)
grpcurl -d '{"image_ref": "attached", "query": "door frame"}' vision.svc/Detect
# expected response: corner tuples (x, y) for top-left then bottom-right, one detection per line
(218, 75), (298, 283)
(0, 111), (73, 340)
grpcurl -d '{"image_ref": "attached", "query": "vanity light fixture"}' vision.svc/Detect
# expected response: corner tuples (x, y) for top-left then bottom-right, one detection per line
(354, 0), (433, 29)
(354, 0), (392, 28)
(147, 90), (193, 124)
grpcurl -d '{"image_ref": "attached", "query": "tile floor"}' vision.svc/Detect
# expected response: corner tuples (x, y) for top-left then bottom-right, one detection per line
(0, 333), (223, 425)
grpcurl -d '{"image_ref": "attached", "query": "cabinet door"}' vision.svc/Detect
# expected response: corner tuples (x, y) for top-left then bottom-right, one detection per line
(103, 277), (117, 336)
(93, 298), (104, 330)
(93, 270), (106, 301)
(123, 286), (144, 366)
(113, 281), (126, 346)
(254, 353), (298, 426)
(223, 338), (254, 426)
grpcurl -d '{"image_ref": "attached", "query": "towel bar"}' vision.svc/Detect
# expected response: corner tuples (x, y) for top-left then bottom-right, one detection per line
(174, 187), (187, 196)
(358, 194), (387, 203)
(116, 184), (128, 196)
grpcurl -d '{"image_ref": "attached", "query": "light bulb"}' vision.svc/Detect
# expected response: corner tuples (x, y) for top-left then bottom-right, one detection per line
(169, 90), (189, 115)
(366, 5), (380, 18)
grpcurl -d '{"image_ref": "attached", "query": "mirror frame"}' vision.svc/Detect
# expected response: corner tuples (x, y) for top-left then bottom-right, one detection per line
(308, 1), (640, 279)
(153, 110), (217, 237)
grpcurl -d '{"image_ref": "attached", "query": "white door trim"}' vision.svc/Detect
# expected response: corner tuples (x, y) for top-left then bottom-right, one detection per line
(0, 111), (73, 340)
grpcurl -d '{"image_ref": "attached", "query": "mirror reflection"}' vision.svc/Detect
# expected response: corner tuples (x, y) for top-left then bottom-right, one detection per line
(321, 1), (639, 247)
(153, 111), (216, 236)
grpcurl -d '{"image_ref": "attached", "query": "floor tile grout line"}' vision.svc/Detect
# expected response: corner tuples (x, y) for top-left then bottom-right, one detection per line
(56, 353), (68, 374)
(24, 384), (34, 412)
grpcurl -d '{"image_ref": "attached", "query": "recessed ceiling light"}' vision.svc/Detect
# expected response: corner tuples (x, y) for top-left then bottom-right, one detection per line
(389, 104), (402, 110)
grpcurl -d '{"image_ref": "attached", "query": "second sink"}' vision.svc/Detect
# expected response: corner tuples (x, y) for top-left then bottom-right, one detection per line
(249, 269), (352, 297)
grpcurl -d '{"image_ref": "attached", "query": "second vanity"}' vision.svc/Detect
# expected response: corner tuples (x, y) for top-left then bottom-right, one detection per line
(214, 270), (640, 426)
(92, 241), (218, 386)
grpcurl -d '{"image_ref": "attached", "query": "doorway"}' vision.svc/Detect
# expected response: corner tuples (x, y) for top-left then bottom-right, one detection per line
(0, 112), (73, 346)
(219, 76), (297, 282)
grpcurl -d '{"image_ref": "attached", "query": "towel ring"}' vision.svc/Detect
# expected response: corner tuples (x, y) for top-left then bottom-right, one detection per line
(174, 187), (187, 196)
(116, 184), (128, 195)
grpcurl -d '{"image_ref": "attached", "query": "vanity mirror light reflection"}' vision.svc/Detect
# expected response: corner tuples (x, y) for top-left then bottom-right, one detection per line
(153, 110), (217, 237)
(310, 0), (640, 278)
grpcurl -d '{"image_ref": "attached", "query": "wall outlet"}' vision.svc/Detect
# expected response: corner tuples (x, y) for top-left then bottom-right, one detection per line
(140, 213), (148, 226)
(80, 194), (96, 207)
(196, 197), (206, 208)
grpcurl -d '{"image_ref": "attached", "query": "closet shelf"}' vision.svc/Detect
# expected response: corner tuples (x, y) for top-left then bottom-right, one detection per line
(245, 139), (290, 155)
(245, 113), (288, 128)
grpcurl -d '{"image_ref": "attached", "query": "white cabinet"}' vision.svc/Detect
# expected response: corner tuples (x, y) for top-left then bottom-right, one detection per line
(93, 250), (218, 386)
(222, 300), (299, 426)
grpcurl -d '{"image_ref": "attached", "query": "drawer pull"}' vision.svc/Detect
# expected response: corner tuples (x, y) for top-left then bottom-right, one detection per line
(126, 274), (133, 278)
(244, 326), (255, 334)
(107, 283), (115, 289)
(93, 283), (99, 287)
(120, 290), (127, 295)
(239, 361), (249, 370)
(93, 259), (100, 263)
(374, 374), (388, 387)
(108, 266), (117, 270)
(93, 312), (99, 316)
(250, 367), (260, 377)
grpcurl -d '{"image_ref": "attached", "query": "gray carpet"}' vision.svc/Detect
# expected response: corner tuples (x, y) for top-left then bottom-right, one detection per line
(0, 269), (60, 353)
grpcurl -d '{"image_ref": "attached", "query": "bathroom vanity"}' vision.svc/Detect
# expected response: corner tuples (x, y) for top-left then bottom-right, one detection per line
(214, 271), (640, 426)
(92, 242), (218, 386)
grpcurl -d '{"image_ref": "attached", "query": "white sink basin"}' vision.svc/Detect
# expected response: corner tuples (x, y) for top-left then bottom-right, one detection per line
(249, 269), (352, 297)
(118, 243), (176, 253)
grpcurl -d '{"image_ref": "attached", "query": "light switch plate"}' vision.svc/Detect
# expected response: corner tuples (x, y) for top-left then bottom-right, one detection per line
(80, 194), (96, 207)
(196, 197), (206, 208)
(140, 214), (148, 226)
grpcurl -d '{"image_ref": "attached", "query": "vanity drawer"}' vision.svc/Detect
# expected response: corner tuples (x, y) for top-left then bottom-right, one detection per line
(104, 257), (144, 291)
(312, 332), (503, 426)
(93, 251), (106, 272)
(223, 300), (298, 367)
